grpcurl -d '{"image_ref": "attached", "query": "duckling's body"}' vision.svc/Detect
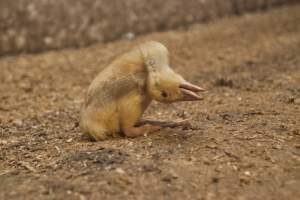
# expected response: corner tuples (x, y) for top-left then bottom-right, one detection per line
(80, 41), (205, 140)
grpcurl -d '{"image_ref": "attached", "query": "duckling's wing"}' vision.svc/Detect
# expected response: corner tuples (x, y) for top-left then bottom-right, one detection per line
(85, 68), (146, 108)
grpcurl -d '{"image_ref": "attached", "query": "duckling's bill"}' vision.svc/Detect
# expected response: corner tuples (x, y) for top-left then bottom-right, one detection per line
(179, 81), (205, 101)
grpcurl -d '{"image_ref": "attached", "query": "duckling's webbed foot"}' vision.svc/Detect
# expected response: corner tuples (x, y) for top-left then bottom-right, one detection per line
(123, 124), (161, 138)
(135, 119), (191, 129)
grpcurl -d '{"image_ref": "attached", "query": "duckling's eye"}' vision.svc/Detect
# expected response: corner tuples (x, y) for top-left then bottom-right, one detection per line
(161, 91), (168, 98)
(148, 59), (156, 66)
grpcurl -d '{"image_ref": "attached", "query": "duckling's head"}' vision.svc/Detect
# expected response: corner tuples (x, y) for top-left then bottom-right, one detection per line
(139, 41), (205, 103)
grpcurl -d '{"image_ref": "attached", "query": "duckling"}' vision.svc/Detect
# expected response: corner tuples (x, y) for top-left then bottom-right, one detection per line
(80, 41), (205, 140)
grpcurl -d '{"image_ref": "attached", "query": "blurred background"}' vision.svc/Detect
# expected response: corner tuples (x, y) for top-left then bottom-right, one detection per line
(0, 0), (297, 56)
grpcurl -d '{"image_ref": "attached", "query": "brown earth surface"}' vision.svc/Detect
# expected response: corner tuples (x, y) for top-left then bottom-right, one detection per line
(0, 5), (300, 200)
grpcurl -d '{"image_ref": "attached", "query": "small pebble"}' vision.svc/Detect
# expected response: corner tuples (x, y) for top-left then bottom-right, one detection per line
(115, 168), (126, 174)
(244, 171), (251, 176)
(66, 138), (73, 143)
(294, 144), (300, 149)
(124, 32), (135, 40)
(162, 172), (178, 182)
(272, 144), (282, 150)
(13, 119), (23, 126)
(206, 144), (218, 149)
(203, 157), (211, 165)
(294, 98), (300, 105)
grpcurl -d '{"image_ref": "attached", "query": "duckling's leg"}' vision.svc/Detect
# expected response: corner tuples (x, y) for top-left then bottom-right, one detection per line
(83, 122), (108, 141)
(80, 113), (108, 141)
(135, 119), (191, 129)
(123, 124), (161, 138)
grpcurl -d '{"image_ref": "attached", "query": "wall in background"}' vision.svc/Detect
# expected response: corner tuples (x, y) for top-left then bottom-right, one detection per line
(0, 0), (297, 55)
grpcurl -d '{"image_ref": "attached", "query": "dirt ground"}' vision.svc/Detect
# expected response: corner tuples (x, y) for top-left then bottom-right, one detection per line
(0, 5), (299, 200)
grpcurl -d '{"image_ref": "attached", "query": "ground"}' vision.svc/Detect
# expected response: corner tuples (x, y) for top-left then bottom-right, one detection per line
(0, 5), (300, 200)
